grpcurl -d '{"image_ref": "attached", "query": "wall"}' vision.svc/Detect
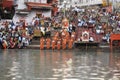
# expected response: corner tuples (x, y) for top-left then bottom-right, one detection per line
(16, 0), (27, 9)
(42, 10), (51, 17)
(13, 10), (51, 24)
(41, 0), (47, 3)
(59, 0), (103, 8)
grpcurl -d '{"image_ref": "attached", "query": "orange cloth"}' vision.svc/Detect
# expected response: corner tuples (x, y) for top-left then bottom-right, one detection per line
(65, 32), (70, 44)
(57, 40), (61, 50)
(2, 42), (7, 49)
(46, 38), (51, 49)
(52, 39), (56, 50)
(61, 30), (66, 39)
(40, 38), (45, 49)
(62, 38), (67, 49)
(68, 39), (73, 49)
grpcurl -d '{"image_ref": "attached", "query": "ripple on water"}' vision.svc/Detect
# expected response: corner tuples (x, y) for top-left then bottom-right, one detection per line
(88, 77), (104, 80)
(32, 78), (58, 80)
(62, 79), (80, 80)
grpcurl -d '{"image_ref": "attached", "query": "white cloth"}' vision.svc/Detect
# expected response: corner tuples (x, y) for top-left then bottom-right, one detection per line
(89, 37), (94, 42)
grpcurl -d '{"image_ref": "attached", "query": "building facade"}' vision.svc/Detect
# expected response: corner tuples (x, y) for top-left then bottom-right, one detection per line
(13, 0), (58, 23)
(58, 0), (120, 8)
(58, 0), (103, 8)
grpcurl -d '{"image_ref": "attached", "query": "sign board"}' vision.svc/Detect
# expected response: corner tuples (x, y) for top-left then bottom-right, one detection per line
(82, 31), (89, 42)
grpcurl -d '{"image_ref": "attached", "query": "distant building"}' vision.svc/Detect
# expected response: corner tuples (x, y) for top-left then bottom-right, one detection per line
(60, 0), (120, 8)
(58, 0), (106, 8)
(12, 0), (58, 23)
(0, 0), (56, 23)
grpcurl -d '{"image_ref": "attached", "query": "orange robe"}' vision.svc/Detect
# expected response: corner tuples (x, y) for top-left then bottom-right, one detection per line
(46, 38), (51, 49)
(40, 38), (45, 50)
(2, 42), (7, 49)
(62, 38), (67, 49)
(57, 39), (61, 50)
(66, 32), (70, 44)
(52, 39), (56, 50)
(61, 30), (66, 39)
(68, 39), (73, 49)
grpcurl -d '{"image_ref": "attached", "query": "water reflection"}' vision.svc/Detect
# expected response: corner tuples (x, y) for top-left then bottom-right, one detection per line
(0, 49), (120, 80)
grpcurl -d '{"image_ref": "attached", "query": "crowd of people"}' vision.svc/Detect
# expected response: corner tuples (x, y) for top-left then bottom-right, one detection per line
(0, 5), (120, 49)
(63, 6), (120, 42)
(0, 20), (33, 49)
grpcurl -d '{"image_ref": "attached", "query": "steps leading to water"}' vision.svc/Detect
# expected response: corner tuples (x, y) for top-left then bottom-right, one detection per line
(27, 38), (110, 49)
(27, 29), (110, 49)
(27, 37), (40, 49)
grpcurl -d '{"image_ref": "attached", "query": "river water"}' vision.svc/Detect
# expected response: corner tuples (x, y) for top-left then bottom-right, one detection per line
(0, 48), (120, 80)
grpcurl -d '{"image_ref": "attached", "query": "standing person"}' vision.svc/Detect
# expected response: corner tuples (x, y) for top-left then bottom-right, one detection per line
(68, 24), (72, 35)
(32, 17), (35, 26)
(46, 37), (51, 49)
(2, 39), (8, 49)
(65, 31), (70, 44)
(52, 39), (56, 50)
(72, 23), (76, 32)
(22, 36), (26, 48)
(40, 26), (45, 37)
(78, 19), (83, 28)
(24, 38), (29, 48)
(57, 38), (61, 50)
(68, 38), (74, 49)
(52, 36), (56, 50)
(61, 29), (66, 39)
(35, 16), (40, 29)
(62, 38), (67, 50)
(40, 37), (45, 50)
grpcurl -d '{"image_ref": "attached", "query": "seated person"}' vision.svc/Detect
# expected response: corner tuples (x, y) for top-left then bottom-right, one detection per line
(89, 36), (94, 42)
(102, 36), (107, 42)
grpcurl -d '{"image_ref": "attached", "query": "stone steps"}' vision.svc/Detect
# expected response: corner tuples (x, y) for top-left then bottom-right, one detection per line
(30, 40), (40, 45)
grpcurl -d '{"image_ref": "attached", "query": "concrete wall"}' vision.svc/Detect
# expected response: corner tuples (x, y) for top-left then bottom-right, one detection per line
(25, 0), (47, 3)
(41, 0), (47, 3)
(42, 10), (51, 17)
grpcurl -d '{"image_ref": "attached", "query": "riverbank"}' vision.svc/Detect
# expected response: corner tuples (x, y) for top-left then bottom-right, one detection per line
(26, 41), (110, 49)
